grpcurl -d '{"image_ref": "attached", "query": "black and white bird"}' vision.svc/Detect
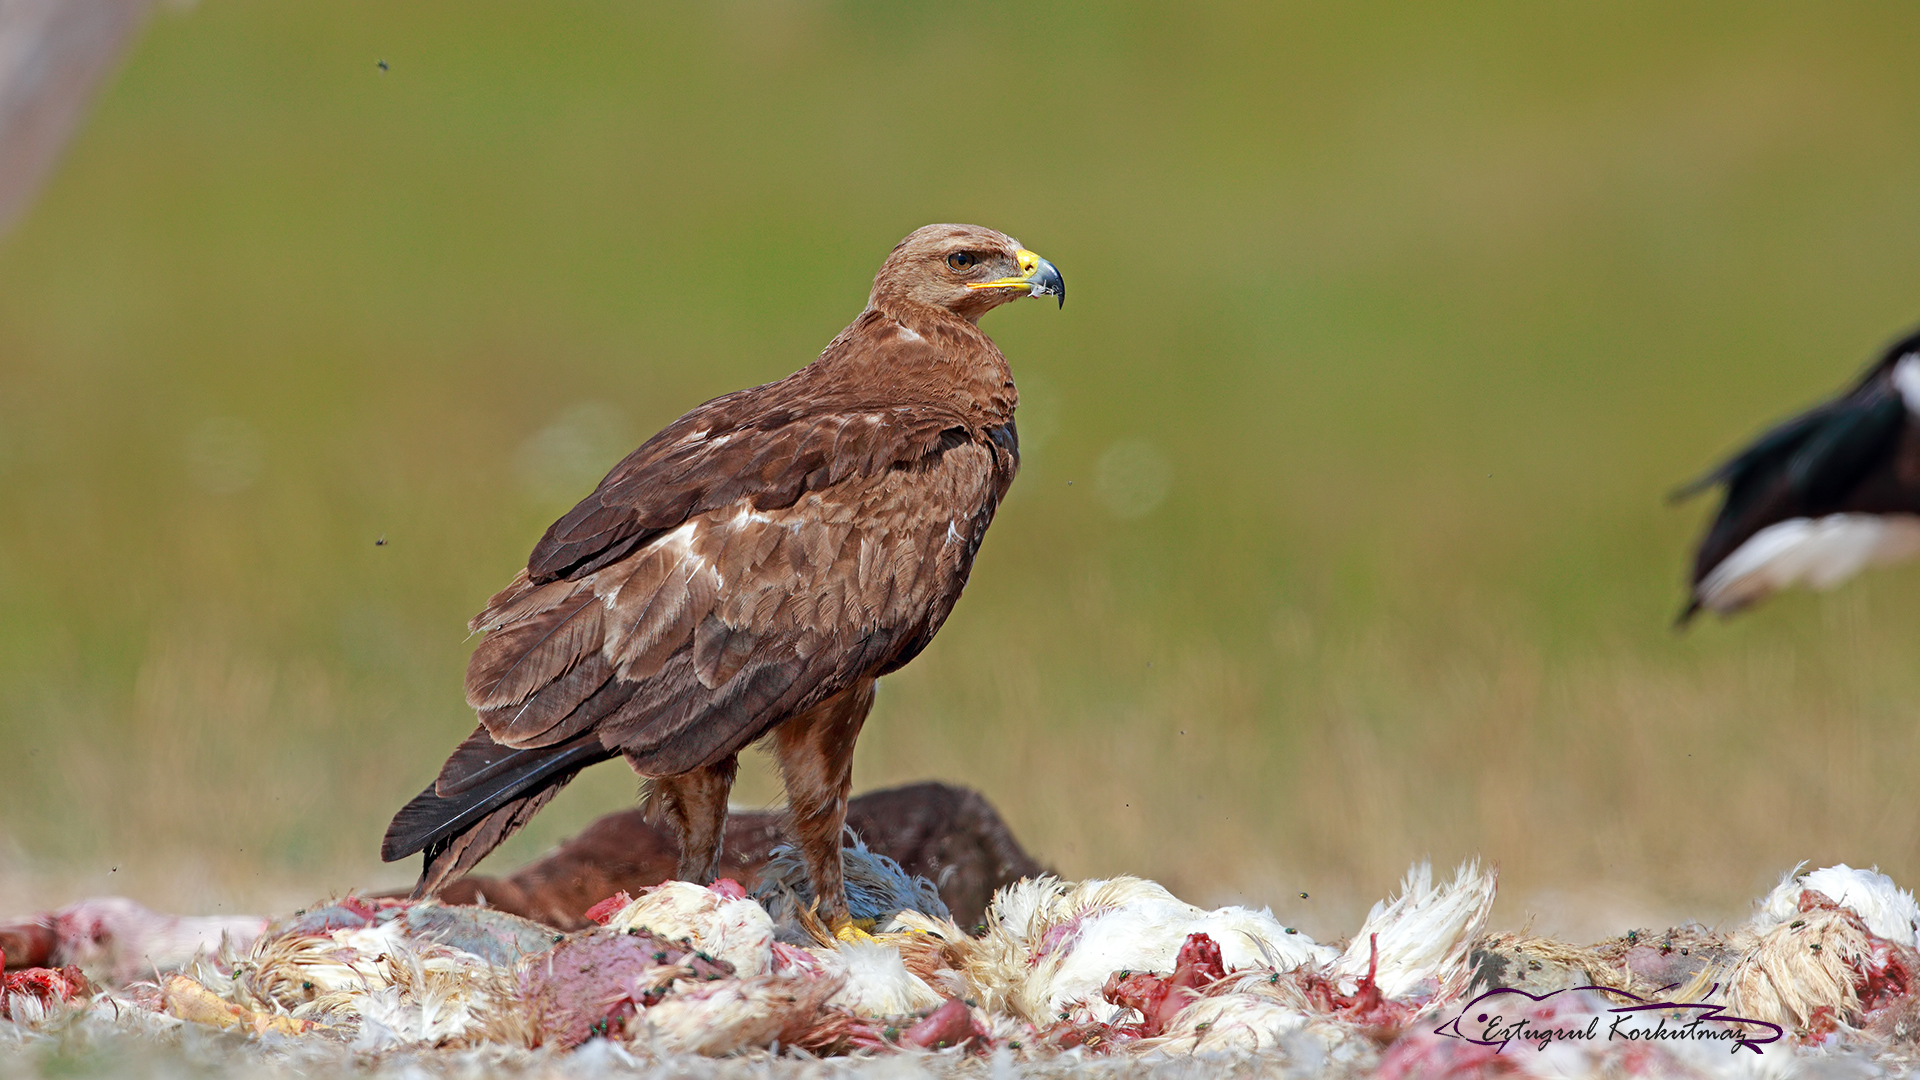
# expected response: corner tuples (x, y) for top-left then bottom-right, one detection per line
(1678, 326), (1920, 621)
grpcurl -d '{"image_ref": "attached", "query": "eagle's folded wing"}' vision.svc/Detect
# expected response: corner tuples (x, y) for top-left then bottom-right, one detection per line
(460, 398), (1013, 776)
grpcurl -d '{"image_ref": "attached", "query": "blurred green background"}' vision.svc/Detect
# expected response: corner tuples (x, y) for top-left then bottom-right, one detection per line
(6, 1), (1920, 938)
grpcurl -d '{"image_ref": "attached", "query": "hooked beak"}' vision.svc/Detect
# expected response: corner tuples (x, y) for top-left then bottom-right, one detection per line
(967, 248), (1066, 308)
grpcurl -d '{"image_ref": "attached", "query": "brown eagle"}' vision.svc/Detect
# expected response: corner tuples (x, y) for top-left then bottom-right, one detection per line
(382, 224), (1063, 923)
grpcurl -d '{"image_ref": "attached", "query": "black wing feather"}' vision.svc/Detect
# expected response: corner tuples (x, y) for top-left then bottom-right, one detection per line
(381, 726), (614, 862)
(1680, 327), (1920, 617)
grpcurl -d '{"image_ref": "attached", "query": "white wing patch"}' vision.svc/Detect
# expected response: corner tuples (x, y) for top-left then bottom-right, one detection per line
(599, 519), (716, 609)
(1697, 513), (1920, 612)
(1894, 354), (1920, 415)
(670, 428), (735, 451)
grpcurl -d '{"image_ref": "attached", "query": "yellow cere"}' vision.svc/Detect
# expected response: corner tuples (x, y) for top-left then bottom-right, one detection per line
(965, 250), (1045, 291)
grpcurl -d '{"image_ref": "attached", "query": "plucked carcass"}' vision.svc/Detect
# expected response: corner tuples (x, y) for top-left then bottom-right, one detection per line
(595, 879), (774, 976)
(21, 858), (1920, 1072)
(955, 859), (1496, 1048)
(1753, 862), (1920, 947)
(0, 897), (265, 984)
(1718, 863), (1920, 1039)
(960, 874), (1334, 1026)
(429, 780), (1044, 930)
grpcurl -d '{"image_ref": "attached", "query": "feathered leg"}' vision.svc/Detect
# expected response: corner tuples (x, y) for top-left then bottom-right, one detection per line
(641, 754), (739, 884)
(772, 679), (876, 926)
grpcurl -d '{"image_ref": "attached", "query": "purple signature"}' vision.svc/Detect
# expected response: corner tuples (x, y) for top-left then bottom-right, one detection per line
(1434, 984), (1785, 1055)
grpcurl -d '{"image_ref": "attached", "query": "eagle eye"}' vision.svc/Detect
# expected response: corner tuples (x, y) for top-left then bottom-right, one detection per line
(946, 251), (976, 271)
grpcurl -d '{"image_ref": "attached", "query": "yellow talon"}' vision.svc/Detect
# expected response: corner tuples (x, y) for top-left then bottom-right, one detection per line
(833, 918), (879, 943)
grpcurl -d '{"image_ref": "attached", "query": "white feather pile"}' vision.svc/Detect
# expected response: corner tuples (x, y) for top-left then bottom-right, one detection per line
(34, 857), (1920, 1071)
(237, 922), (409, 1006)
(1133, 990), (1313, 1055)
(349, 985), (471, 1052)
(964, 875), (1336, 1024)
(819, 938), (943, 1018)
(1716, 863), (1920, 1036)
(1333, 860), (1498, 999)
(1722, 906), (1878, 1033)
(215, 917), (516, 1047)
(3, 992), (54, 1027)
(636, 971), (844, 1055)
(339, 944), (519, 1050)
(1754, 863), (1920, 947)
(600, 881), (775, 976)
(46, 897), (267, 983)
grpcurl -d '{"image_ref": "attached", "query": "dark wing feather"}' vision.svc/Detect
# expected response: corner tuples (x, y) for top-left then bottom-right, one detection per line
(381, 726), (614, 862)
(522, 381), (963, 591)
(407, 781), (577, 900)
(472, 429), (1014, 777)
(465, 400), (981, 747)
(1685, 370), (1908, 592)
(1677, 329), (1920, 620)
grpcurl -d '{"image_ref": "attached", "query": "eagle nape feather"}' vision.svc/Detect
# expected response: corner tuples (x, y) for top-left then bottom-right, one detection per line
(381, 726), (615, 897)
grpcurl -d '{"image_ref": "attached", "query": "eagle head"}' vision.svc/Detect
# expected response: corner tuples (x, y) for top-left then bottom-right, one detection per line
(870, 223), (1064, 323)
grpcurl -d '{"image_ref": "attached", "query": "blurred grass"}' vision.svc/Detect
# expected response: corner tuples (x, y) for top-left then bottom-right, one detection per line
(6, 1), (1920, 939)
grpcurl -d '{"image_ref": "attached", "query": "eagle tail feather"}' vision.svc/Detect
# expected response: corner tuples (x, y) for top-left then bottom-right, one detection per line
(407, 781), (575, 900)
(381, 725), (614, 895)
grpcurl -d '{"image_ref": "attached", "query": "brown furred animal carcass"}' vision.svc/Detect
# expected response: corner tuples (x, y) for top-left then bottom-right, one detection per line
(428, 781), (1046, 930)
